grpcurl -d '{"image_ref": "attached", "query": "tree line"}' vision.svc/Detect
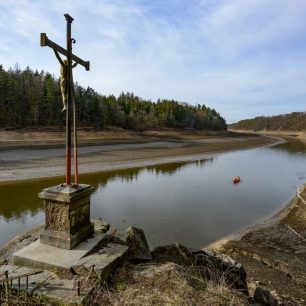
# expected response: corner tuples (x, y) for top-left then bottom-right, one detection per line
(0, 64), (227, 131)
(231, 112), (306, 131)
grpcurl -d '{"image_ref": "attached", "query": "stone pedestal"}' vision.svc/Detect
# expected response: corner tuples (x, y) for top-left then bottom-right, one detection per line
(39, 184), (94, 249)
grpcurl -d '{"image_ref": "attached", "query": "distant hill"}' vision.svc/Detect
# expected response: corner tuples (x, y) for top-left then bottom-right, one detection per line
(231, 112), (306, 131)
(0, 64), (226, 131)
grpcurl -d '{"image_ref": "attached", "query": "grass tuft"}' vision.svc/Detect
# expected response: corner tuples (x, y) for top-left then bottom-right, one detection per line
(88, 262), (247, 306)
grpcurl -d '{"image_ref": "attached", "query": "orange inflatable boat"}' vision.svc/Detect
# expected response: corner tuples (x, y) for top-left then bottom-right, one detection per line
(233, 176), (241, 184)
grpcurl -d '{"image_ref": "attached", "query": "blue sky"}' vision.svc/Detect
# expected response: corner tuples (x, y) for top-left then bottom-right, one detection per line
(1, 0), (306, 123)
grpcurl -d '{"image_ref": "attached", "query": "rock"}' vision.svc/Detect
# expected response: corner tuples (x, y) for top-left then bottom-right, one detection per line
(189, 248), (249, 295)
(126, 227), (152, 261)
(254, 287), (279, 306)
(94, 219), (110, 233)
(73, 243), (129, 283)
(132, 262), (180, 280)
(151, 243), (191, 265)
(100, 222), (110, 233)
(151, 244), (248, 293)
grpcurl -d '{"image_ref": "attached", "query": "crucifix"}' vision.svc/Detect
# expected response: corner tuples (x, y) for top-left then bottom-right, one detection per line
(40, 13), (90, 186)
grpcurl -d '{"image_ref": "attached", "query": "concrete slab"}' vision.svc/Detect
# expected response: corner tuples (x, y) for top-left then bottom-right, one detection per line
(0, 265), (41, 284)
(0, 265), (91, 305)
(75, 243), (129, 281)
(31, 277), (91, 305)
(9, 220), (130, 304)
(13, 231), (106, 270)
(5, 242), (129, 304)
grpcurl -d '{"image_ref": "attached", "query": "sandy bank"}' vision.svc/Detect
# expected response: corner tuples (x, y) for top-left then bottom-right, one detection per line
(0, 130), (274, 183)
(230, 129), (306, 145)
(212, 184), (306, 304)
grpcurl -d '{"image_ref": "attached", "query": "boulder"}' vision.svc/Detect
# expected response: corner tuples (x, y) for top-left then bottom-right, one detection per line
(126, 227), (152, 261)
(151, 243), (191, 265)
(93, 219), (110, 233)
(151, 244), (248, 294)
(189, 248), (248, 294)
(254, 287), (279, 306)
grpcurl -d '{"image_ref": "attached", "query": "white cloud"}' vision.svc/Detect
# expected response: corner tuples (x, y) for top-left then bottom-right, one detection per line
(1, 0), (306, 123)
(198, 0), (306, 58)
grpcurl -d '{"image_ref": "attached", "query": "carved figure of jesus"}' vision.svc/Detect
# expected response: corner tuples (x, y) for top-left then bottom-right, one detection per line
(60, 60), (68, 111)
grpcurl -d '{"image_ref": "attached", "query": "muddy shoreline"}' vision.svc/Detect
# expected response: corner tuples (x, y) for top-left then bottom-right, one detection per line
(230, 129), (306, 145)
(212, 184), (306, 304)
(0, 130), (274, 183)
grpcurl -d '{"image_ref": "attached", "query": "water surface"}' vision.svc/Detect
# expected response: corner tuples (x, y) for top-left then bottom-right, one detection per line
(0, 140), (306, 248)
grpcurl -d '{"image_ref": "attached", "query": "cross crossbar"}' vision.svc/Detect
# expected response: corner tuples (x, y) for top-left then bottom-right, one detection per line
(40, 14), (89, 185)
(40, 33), (90, 71)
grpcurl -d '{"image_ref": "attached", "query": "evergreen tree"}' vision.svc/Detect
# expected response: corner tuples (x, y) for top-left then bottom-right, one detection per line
(0, 64), (227, 131)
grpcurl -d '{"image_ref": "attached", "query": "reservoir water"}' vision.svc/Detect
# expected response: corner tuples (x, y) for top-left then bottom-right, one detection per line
(1, 139), (306, 248)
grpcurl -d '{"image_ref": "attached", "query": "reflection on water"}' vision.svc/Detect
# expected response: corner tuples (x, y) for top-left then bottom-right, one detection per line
(273, 139), (306, 154)
(0, 159), (213, 246)
(0, 159), (212, 220)
(1, 180), (49, 220)
(146, 158), (214, 176)
(0, 141), (306, 248)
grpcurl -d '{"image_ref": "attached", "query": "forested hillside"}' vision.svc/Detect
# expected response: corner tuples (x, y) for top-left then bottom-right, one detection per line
(231, 112), (306, 131)
(0, 64), (226, 131)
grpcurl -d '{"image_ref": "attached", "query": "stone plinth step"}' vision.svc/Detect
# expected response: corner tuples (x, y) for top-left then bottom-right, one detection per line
(13, 231), (106, 270)
(5, 242), (129, 304)
(74, 243), (129, 281)
(0, 265), (91, 305)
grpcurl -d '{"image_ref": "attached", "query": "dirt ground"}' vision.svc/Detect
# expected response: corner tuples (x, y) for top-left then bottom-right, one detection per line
(0, 129), (274, 182)
(214, 185), (306, 305)
(230, 129), (306, 145)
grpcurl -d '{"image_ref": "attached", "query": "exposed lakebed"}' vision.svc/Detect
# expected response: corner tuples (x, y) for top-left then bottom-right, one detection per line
(0, 139), (306, 248)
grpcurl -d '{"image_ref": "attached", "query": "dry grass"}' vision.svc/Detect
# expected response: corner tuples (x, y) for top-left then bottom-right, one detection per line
(0, 289), (45, 305)
(0, 243), (249, 305)
(88, 263), (247, 306)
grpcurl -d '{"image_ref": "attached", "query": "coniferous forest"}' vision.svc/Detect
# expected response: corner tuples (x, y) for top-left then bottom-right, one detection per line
(0, 64), (226, 131)
(231, 112), (306, 131)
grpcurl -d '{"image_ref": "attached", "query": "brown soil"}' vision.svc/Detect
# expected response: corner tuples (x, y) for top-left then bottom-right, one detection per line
(0, 129), (274, 182)
(216, 185), (306, 305)
(230, 129), (306, 145)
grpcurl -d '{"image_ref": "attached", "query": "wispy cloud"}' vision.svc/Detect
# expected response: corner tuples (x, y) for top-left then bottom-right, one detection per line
(1, 0), (306, 122)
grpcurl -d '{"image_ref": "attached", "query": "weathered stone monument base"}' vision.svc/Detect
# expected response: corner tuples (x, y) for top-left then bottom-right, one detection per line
(13, 224), (106, 270)
(11, 221), (129, 305)
(8, 182), (130, 304)
(12, 222), (129, 275)
(39, 184), (93, 249)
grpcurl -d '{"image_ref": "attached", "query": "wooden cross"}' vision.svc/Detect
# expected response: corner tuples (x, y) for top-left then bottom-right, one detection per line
(40, 14), (90, 186)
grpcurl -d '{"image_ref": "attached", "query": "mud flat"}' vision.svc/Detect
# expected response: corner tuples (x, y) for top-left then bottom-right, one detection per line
(212, 184), (306, 305)
(0, 129), (274, 182)
(230, 129), (306, 145)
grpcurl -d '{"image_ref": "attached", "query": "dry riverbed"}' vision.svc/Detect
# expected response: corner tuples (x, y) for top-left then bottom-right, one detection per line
(0, 129), (274, 182)
(230, 129), (306, 145)
(211, 184), (306, 305)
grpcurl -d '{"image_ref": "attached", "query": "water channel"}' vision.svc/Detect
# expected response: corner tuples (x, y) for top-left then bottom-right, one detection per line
(1, 139), (306, 248)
